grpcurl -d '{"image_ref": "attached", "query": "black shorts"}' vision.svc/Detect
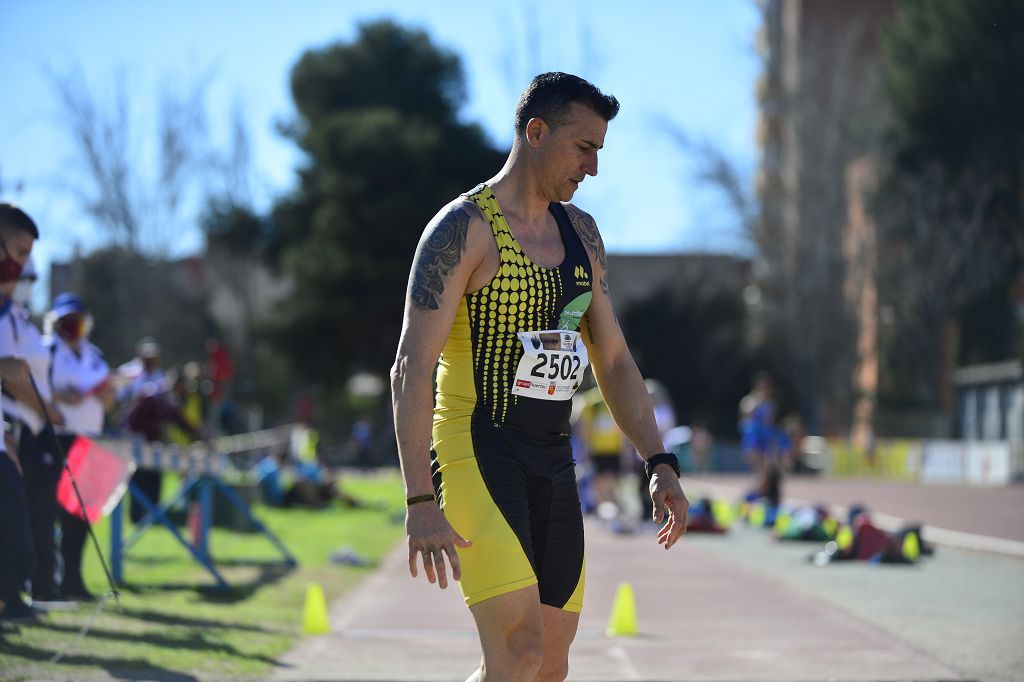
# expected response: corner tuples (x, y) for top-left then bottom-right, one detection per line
(432, 422), (585, 611)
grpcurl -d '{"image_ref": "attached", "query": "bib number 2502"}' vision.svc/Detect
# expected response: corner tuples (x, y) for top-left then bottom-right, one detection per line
(512, 330), (589, 401)
(530, 352), (582, 382)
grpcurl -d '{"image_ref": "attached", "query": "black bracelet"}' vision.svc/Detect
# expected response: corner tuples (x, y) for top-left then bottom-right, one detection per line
(644, 452), (680, 480)
(406, 494), (436, 507)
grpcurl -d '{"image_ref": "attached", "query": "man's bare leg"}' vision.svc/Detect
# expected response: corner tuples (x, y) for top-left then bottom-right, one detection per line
(535, 604), (580, 681)
(466, 585), (544, 681)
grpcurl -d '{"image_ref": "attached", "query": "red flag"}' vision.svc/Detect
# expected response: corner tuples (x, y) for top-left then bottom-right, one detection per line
(57, 437), (136, 523)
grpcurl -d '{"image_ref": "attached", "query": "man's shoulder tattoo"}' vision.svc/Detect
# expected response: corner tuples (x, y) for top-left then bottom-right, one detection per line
(565, 203), (609, 296)
(410, 203), (473, 310)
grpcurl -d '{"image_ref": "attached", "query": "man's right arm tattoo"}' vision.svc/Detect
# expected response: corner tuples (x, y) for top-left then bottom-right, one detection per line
(410, 205), (471, 310)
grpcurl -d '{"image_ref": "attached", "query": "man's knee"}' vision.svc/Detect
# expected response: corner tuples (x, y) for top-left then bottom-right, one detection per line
(481, 617), (543, 679)
(504, 619), (544, 673)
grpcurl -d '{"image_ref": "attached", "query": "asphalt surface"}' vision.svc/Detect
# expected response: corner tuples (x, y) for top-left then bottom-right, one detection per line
(272, 475), (1024, 682)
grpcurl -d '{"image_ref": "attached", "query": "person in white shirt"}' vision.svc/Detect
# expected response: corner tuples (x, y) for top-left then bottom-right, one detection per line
(0, 268), (65, 603)
(0, 203), (53, 620)
(48, 293), (115, 600)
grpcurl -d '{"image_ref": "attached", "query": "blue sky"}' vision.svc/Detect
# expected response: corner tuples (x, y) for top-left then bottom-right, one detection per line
(0, 0), (761, 298)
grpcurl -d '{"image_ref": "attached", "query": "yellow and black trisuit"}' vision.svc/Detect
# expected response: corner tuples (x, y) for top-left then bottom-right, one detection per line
(432, 184), (594, 611)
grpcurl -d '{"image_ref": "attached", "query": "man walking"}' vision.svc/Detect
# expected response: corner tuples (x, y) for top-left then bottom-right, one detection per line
(391, 73), (689, 681)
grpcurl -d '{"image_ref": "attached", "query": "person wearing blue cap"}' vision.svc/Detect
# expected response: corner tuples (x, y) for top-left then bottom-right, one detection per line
(48, 292), (114, 600)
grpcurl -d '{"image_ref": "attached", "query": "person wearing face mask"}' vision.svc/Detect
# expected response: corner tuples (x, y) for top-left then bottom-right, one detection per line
(0, 219), (67, 606)
(13, 256), (37, 309)
(47, 293), (115, 600)
(0, 203), (57, 620)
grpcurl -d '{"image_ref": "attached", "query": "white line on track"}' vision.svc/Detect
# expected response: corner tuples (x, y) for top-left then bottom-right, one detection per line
(607, 644), (643, 681)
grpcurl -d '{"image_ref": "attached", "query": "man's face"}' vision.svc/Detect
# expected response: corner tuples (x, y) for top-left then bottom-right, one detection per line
(531, 103), (608, 203)
(0, 228), (35, 298)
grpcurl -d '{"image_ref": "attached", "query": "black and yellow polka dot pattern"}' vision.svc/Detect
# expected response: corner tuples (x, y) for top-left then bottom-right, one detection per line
(432, 184), (593, 441)
(467, 187), (565, 424)
(430, 184), (593, 612)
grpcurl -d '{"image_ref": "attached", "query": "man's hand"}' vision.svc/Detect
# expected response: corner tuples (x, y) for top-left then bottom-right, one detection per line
(406, 502), (472, 589)
(649, 465), (689, 550)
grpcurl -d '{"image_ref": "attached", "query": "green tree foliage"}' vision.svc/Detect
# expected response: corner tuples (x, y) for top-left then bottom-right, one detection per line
(884, 0), (1024, 172)
(271, 20), (505, 390)
(202, 199), (278, 260)
(877, 0), (1024, 407)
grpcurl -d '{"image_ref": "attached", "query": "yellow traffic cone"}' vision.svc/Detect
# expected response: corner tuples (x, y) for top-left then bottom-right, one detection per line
(606, 582), (638, 637)
(302, 583), (330, 634)
(902, 531), (921, 562)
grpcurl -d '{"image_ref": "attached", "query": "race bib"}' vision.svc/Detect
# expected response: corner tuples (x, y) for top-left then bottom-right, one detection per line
(511, 330), (589, 401)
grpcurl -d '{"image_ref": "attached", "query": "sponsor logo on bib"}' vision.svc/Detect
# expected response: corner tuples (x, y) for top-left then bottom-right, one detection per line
(516, 379), (532, 389)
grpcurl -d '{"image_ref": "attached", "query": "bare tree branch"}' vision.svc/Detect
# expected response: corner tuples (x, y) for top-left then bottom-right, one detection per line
(49, 64), (220, 255)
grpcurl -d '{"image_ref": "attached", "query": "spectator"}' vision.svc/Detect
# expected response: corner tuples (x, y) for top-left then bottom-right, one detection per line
(47, 293), (116, 600)
(166, 362), (207, 446)
(0, 203), (44, 619)
(0, 248), (67, 605)
(204, 336), (234, 404)
(739, 373), (788, 507)
(255, 446), (362, 509)
(12, 255), (36, 308)
(123, 338), (197, 523)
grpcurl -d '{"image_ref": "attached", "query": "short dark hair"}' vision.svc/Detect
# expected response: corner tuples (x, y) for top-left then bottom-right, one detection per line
(514, 72), (619, 134)
(0, 203), (40, 239)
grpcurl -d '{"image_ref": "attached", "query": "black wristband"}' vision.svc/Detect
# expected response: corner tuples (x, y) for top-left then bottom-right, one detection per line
(644, 452), (680, 480)
(406, 494), (436, 507)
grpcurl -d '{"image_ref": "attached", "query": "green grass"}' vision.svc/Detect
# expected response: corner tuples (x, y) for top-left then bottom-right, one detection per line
(0, 469), (406, 681)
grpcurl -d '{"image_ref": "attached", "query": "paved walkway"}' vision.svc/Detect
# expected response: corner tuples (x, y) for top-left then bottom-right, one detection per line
(273, 517), (962, 681)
